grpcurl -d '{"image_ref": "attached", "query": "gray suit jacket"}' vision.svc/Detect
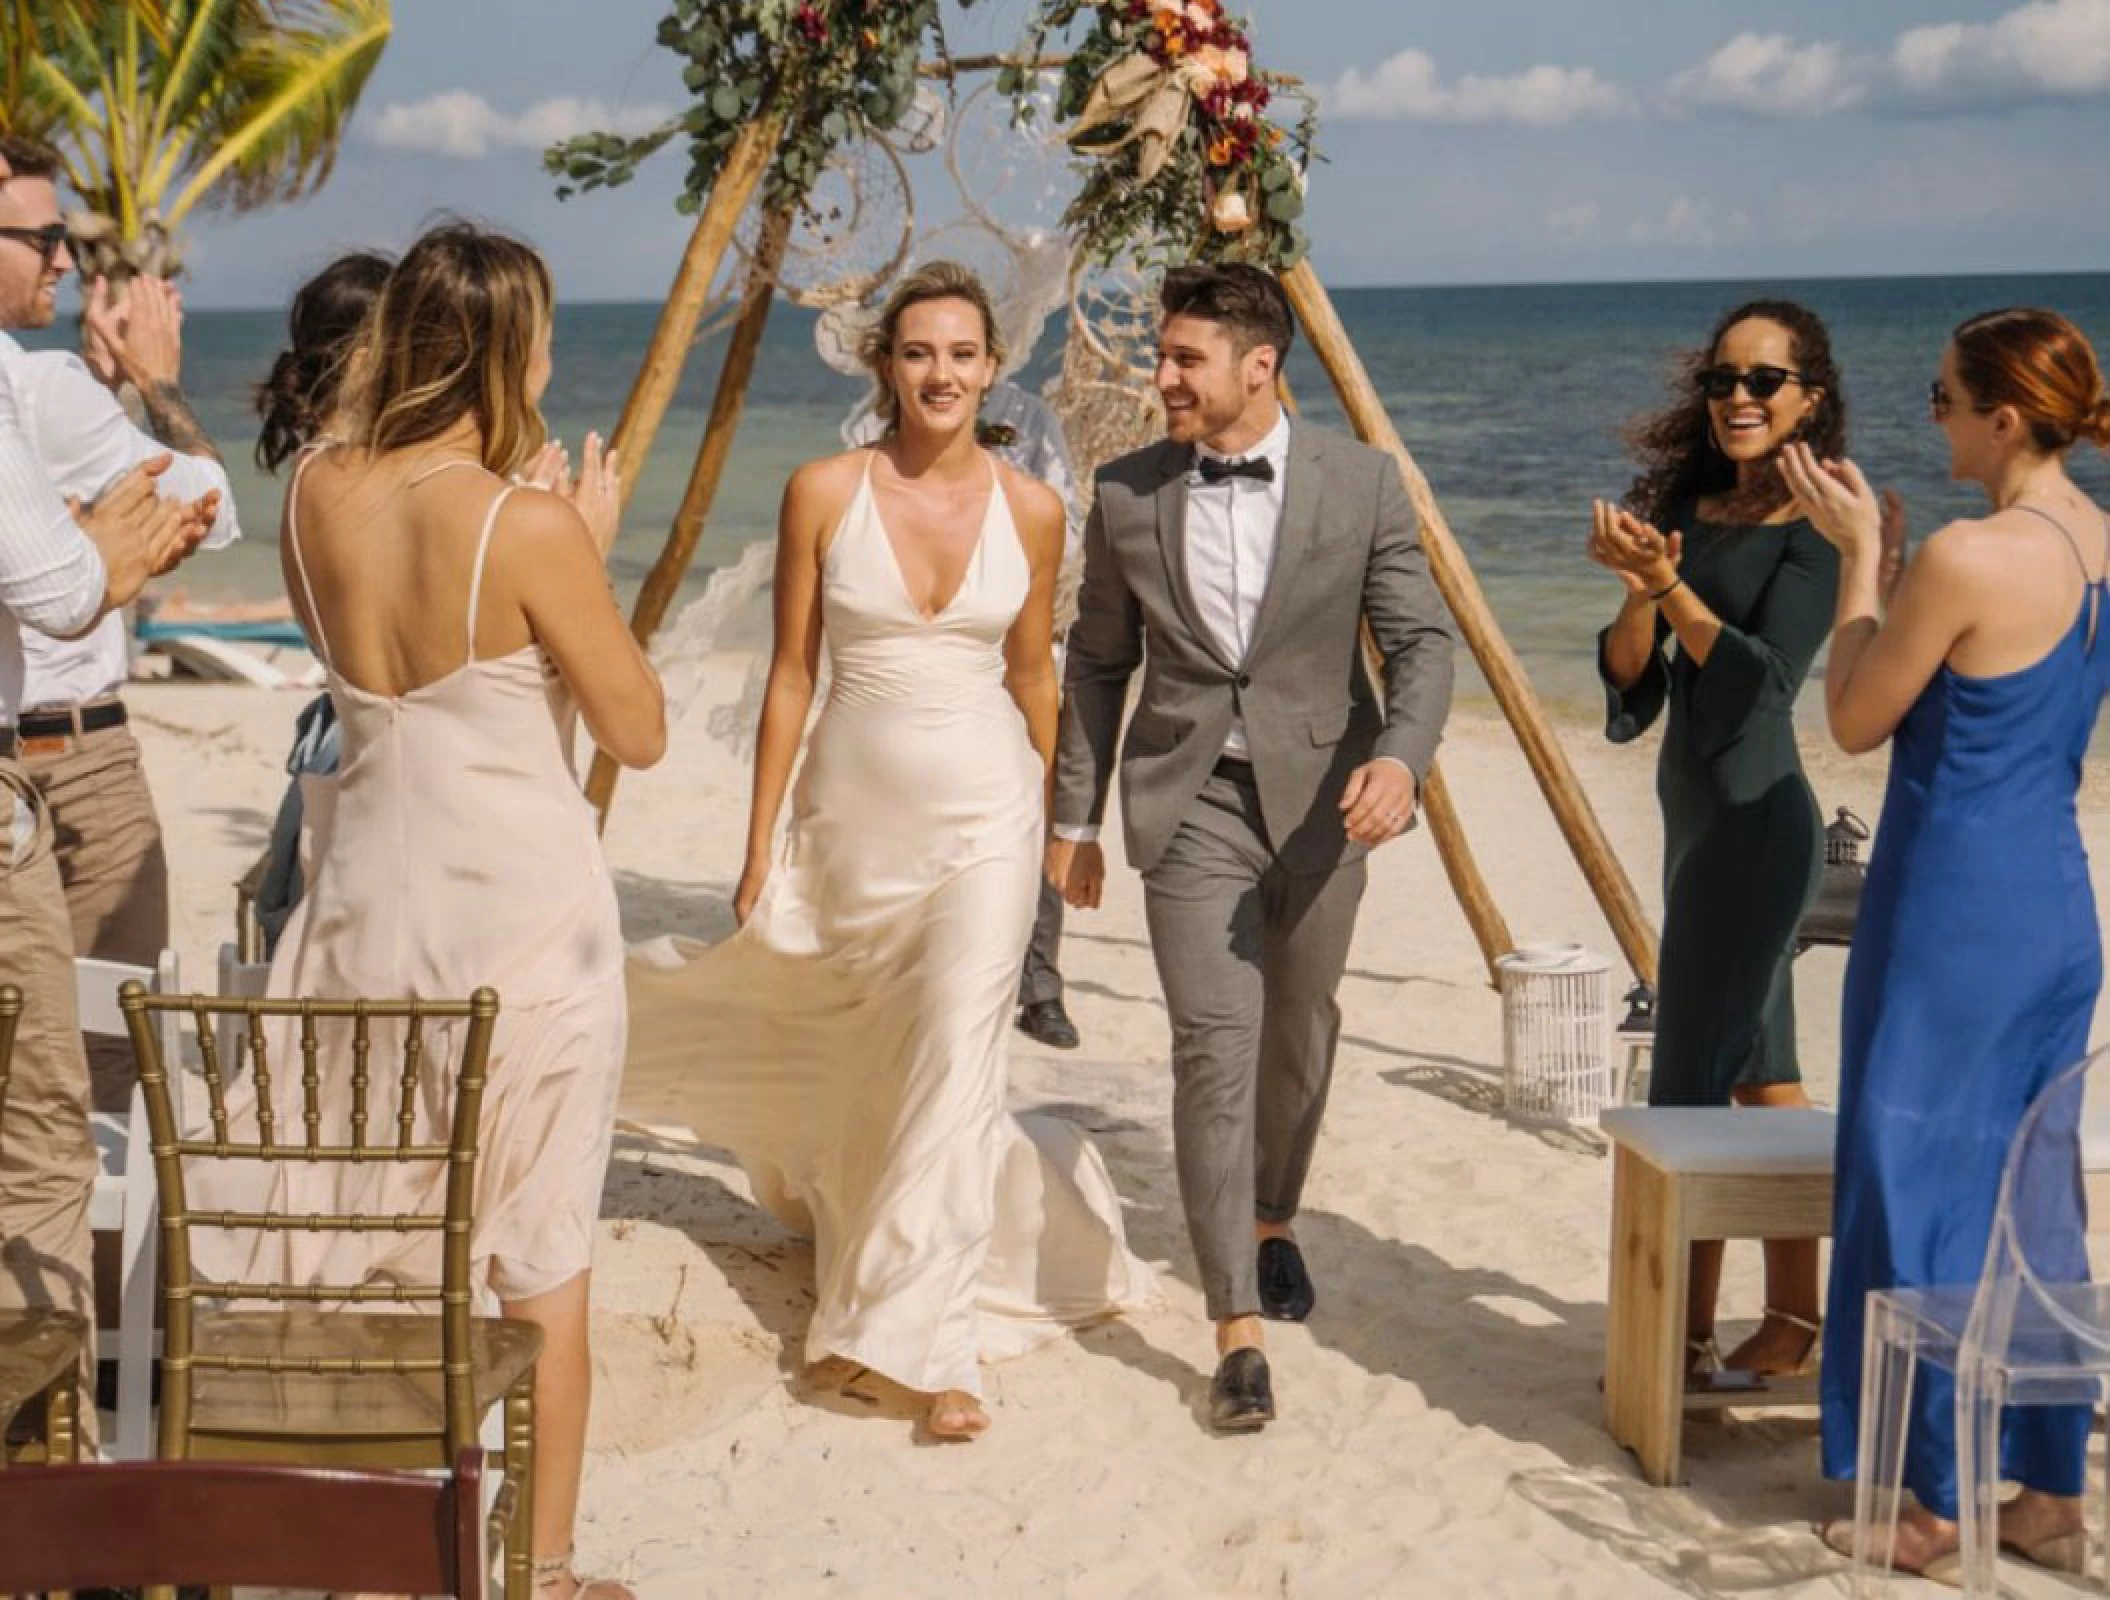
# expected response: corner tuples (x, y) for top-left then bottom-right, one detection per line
(1053, 422), (1455, 876)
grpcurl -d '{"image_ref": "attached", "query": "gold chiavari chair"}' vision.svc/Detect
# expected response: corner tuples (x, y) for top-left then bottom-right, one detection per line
(0, 982), (89, 1472)
(120, 982), (540, 1599)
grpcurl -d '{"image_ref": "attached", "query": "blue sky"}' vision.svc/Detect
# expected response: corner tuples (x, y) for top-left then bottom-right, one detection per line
(149, 0), (2110, 309)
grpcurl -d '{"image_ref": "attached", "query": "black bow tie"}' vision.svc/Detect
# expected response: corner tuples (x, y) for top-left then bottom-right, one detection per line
(1196, 454), (1275, 485)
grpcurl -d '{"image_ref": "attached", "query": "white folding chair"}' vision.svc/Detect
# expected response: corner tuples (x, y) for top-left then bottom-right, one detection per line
(79, 950), (181, 1462)
(214, 942), (272, 1073)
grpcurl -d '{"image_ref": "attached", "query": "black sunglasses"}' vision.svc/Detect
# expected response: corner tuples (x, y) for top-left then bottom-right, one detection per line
(1927, 379), (1991, 421)
(1695, 364), (1809, 403)
(0, 223), (68, 269)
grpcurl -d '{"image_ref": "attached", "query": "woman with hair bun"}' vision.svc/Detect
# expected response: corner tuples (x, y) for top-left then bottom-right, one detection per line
(627, 260), (1151, 1442)
(1589, 300), (1844, 1386)
(1791, 308), (2110, 1577)
(252, 250), (393, 474)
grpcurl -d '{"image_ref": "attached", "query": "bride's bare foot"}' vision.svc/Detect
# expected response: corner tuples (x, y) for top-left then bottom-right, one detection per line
(925, 1389), (989, 1440)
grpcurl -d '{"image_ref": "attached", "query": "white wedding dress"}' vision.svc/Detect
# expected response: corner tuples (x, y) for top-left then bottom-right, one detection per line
(627, 452), (1152, 1397)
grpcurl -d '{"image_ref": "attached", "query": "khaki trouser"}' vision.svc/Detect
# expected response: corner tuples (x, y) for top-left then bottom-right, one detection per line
(21, 720), (169, 1115)
(0, 761), (99, 1450)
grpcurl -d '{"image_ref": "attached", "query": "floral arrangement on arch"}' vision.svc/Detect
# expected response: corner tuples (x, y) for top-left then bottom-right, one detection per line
(1002, 0), (1318, 270)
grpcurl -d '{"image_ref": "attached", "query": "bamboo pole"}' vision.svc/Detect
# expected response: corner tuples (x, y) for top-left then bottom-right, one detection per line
(587, 204), (796, 825)
(1280, 259), (1659, 985)
(1280, 375), (1514, 982)
(607, 113), (784, 509)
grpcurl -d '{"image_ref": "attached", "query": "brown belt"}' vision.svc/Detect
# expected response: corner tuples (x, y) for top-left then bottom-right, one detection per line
(0, 699), (128, 757)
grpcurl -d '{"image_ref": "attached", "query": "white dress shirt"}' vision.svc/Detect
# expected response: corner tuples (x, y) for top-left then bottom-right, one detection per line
(1, 344), (240, 708)
(0, 331), (109, 720)
(1187, 410), (1292, 759)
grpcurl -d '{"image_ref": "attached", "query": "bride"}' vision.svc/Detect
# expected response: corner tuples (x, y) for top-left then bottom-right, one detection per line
(629, 261), (1152, 1439)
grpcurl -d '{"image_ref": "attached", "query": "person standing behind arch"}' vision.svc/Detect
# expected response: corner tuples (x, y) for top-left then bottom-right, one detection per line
(1795, 309), (2110, 1580)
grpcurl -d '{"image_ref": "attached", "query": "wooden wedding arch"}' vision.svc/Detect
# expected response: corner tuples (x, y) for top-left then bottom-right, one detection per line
(556, 10), (1658, 989)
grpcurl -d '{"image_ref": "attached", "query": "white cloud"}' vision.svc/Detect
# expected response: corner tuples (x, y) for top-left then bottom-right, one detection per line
(365, 91), (671, 159)
(1544, 201), (1600, 240)
(1629, 197), (1752, 250)
(1664, 0), (2110, 121)
(1327, 50), (1633, 125)
(1892, 0), (2110, 107)
(1668, 32), (1865, 117)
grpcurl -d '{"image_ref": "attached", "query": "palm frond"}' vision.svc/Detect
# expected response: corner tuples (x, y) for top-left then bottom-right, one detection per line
(162, 0), (390, 225)
(145, 0), (251, 180)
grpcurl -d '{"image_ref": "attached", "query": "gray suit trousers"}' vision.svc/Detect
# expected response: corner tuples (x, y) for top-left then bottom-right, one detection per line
(1142, 762), (1365, 1321)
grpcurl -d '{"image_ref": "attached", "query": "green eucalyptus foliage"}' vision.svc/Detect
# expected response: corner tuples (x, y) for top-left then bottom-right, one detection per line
(545, 0), (962, 216)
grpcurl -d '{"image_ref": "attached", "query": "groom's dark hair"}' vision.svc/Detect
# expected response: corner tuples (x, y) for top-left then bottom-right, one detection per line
(1161, 263), (1295, 364)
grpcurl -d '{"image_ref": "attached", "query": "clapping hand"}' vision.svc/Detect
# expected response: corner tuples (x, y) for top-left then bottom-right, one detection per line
(82, 275), (185, 393)
(566, 430), (622, 556)
(1588, 499), (1681, 598)
(70, 454), (216, 605)
(519, 439), (571, 493)
(1878, 485), (1909, 598)
(1780, 441), (1885, 557)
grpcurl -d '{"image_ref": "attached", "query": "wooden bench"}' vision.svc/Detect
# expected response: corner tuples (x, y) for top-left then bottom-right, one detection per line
(1600, 1106), (1836, 1486)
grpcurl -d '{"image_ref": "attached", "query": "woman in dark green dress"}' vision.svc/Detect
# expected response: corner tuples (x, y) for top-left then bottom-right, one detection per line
(1589, 300), (1844, 1382)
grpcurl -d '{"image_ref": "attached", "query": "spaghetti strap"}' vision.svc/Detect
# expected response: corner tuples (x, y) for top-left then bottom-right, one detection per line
(285, 444), (334, 671)
(2012, 503), (2104, 649)
(406, 457), (489, 488)
(464, 485), (518, 664)
(2012, 503), (2095, 585)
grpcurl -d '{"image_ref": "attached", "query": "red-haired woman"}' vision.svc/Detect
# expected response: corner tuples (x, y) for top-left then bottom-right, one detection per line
(1792, 308), (2110, 1577)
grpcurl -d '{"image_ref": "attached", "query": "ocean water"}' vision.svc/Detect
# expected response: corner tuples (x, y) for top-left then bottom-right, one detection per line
(23, 271), (2110, 714)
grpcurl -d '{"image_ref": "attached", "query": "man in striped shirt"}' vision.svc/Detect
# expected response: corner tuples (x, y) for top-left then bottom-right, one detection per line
(0, 143), (214, 1452)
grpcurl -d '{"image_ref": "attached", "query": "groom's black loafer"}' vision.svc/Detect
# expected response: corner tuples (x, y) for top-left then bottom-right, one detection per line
(1258, 1237), (1316, 1322)
(1017, 998), (1081, 1049)
(1209, 1347), (1275, 1433)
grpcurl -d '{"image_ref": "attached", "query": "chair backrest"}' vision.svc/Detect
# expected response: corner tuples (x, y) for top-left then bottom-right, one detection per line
(120, 983), (501, 1460)
(0, 1448), (484, 1596)
(0, 982), (27, 1147)
(1964, 1043), (2110, 1365)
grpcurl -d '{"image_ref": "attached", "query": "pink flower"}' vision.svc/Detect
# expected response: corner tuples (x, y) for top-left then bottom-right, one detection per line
(1210, 189), (1253, 233)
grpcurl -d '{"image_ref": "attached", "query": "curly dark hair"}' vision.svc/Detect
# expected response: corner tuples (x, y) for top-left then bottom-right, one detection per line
(1623, 299), (1847, 530)
(253, 250), (393, 473)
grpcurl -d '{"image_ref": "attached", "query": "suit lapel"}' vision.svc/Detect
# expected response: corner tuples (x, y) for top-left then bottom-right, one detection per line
(1155, 444), (1239, 673)
(1244, 425), (1324, 664)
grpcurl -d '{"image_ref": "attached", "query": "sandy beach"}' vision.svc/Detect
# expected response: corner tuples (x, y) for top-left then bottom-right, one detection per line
(130, 656), (2110, 1599)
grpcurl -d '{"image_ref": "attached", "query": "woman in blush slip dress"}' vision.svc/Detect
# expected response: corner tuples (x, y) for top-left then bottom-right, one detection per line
(219, 224), (663, 1600)
(627, 261), (1152, 1441)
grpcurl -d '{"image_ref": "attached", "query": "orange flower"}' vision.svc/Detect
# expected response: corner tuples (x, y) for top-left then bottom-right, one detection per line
(1266, 125), (1285, 145)
(1207, 135), (1236, 165)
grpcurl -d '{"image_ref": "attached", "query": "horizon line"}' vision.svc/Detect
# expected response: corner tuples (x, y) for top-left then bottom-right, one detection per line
(169, 263), (2110, 316)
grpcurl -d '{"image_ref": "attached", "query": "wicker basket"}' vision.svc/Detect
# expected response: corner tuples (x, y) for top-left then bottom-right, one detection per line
(1496, 943), (1613, 1124)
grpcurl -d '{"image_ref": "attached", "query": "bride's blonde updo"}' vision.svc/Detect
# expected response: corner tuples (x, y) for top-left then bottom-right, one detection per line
(858, 261), (1008, 431)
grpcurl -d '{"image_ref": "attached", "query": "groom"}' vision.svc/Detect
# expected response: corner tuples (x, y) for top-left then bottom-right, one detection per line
(1046, 263), (1454, 1432)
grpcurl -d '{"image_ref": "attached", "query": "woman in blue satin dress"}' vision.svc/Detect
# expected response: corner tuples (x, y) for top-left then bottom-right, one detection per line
(1786, 308), (2110, 1578)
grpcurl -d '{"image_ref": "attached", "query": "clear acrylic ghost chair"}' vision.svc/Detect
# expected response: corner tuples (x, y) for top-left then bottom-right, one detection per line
(1852, 1043), (2110, 1596)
